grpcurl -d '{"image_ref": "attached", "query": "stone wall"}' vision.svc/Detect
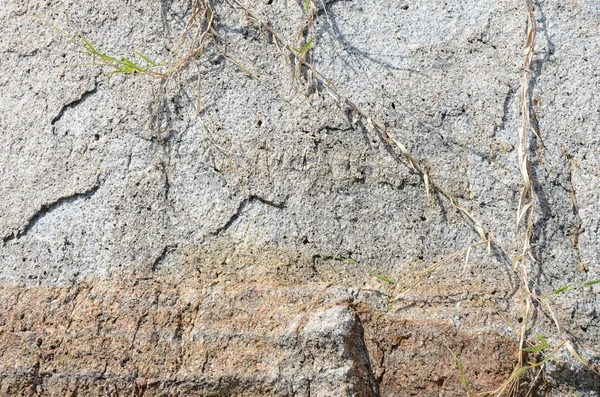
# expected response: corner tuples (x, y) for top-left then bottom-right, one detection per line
(1, 0), (599, 395)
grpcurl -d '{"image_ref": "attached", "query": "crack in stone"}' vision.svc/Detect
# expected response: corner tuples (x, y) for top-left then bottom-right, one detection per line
(212, 194), (288, 235)
(50, 84), (99, 128)
(131, 313), (149, 348)
(55, 287), (85, 351)
(151, 244), (178, 272)
(1, 174), (103, 245)
(318, 125), (353, 134)
(347, 309), (381, 396)
(493, 86), (516, 138)
(158, 160), (171, 202)
(563, 149), (586, 273)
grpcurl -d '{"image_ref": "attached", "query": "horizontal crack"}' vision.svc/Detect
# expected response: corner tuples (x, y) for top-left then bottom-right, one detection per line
(2, 175), (103, 245)
(213, 195), (287, 235)
(51, 84), (98, 127)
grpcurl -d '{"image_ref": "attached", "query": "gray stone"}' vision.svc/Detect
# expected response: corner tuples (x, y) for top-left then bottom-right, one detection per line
(1, 0), (599, 395)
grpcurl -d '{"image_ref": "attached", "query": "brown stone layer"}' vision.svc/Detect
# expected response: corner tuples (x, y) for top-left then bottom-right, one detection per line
(356, 304), (517, 396)
(0, 272), (517, 396)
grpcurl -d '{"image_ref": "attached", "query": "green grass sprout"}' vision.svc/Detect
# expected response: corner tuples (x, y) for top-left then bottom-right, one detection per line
(292, 36), (316, 56)
(554, 279), (600, 295)
(338, 257), (395, 284)
(33, 15), (166, 79)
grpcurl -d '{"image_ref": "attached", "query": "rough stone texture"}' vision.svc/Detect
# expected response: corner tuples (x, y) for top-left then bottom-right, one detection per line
(1, 0), (600, 395)
(0, 272), (515, 396)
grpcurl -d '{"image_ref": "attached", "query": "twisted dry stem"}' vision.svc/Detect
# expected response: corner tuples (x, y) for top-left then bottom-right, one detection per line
(231, 0), (507, 261)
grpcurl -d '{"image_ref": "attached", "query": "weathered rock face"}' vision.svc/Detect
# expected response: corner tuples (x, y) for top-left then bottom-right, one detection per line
(0, 272), (516, 396)
(1, 0), (599, 395)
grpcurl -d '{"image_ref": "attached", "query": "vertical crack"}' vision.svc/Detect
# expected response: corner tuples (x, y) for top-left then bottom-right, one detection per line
(159, 161), (171, 202)
(562, 149), (586, 273)
(492, 86), (516, 138)
(347, 306), (381, 397)
(150, 244), (178, 272)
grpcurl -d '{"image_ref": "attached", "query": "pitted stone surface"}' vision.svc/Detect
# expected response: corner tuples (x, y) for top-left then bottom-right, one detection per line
(1, 0), (600, 395)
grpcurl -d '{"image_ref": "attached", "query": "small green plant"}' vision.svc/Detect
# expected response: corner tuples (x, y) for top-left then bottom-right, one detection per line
(36, 0), (600, 394)
(447, 347), (475, 396)
(316, 254), (395, 285)
(389, 240), (488, 304)
(522, 333), (553, 352)
(291, 36), (316, 56)
(337, 256), (395, 284)
(33, 15), (166, 80)
(554, 279), (600, 295)
(34, 0), (216, 82)
(35, 0), (217, 135)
